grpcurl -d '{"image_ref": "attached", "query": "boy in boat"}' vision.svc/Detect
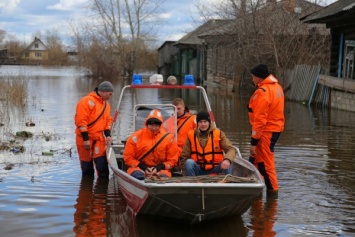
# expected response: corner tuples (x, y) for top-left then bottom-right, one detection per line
(123, 109), (179, 180)
(180, 111), (236, 176)
(74, 81), (114, 178)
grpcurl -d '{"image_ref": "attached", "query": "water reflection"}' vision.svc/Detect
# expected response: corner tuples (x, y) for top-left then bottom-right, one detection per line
(136, 213), (247, 237)
(248, 193), (278, 237)
(73, 177), (109, 236)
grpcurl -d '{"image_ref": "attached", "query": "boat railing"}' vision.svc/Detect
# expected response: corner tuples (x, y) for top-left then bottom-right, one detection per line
(233, 146), (263, 182)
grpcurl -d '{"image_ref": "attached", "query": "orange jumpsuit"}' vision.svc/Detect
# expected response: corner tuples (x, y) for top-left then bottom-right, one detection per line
(248, 74), (284, 191)
(164, 111), (196, 150)
(124, 110), (179, 178)
(75, 90), (112, 175)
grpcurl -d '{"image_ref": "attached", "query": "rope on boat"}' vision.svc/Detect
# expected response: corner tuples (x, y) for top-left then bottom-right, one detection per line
(144, 174), (258, 183)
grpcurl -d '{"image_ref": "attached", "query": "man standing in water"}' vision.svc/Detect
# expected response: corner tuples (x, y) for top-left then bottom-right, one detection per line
(248, 64), (284, 192)
(74, 81), (114, 178)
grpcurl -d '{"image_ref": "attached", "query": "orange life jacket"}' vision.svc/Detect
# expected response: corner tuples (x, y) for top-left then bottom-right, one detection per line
(187, 129), (224, 170)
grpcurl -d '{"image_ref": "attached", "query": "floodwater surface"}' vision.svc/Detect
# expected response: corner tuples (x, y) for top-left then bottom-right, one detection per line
(0, 66), (354, 237)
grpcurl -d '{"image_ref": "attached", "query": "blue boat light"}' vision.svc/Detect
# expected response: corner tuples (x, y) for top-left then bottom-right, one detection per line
(132, 74), (142, 85)
(183, 75), (195, 85)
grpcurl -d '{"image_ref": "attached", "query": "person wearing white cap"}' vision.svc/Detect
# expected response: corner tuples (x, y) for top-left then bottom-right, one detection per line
(74, 81), (114, 178)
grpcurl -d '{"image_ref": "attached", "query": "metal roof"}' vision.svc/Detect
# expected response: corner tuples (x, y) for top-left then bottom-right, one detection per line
(174, 19), (232, 46)
(301, 0), (355, 23)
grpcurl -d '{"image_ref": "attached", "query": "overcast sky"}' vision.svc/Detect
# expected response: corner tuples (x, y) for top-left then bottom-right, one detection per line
(0, 0), (339, 48)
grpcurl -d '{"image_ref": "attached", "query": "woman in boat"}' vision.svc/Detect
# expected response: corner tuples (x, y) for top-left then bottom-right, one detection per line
(123, 109), (179, 180)
(180, 111), (236, 176)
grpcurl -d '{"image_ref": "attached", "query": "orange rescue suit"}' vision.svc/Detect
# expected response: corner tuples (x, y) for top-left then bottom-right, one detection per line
(75, 91), (112, 161)
(164, 112), (196, 149)
(248, 74), (284, 191)
(248, 75), (284, 140)
(124, 127), (179, 177)
(187, 129), (224, 171)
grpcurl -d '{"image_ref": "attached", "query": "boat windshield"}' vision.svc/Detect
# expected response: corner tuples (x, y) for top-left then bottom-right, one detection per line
(111, 84), (214, 146)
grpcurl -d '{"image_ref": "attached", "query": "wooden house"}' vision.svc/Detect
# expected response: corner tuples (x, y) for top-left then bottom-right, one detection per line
(21, 37), (49, 61)
(170, 19), (230, 85)
(159, 0), (326, 90)
(157, 41), (178, 81)
(198, 0), (326, 91)
(301, 0), (355, 112)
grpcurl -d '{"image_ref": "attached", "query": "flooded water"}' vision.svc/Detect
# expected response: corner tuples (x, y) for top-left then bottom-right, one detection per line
(0, 65), (355, 237)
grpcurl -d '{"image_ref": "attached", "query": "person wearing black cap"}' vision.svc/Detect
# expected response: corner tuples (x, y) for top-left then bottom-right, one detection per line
(74, 81), (114, 178)
(180, 111), (236, 176)
(248, 64), (285, 193)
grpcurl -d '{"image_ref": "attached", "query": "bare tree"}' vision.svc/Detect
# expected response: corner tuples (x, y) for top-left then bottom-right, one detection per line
(43, 29), (67, 65)
(0, 30), (6, 44)
(70, 0), (165, 77)
(194, 0), (330, 83)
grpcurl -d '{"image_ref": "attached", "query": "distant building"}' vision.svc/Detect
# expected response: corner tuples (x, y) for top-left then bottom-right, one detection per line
(157, 41), (178, 81)
(21, 37), (49, 61)
(66, 51), (79, 63)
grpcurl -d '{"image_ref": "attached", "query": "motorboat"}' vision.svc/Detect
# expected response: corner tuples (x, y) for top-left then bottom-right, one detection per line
(106, 74), (264, 224)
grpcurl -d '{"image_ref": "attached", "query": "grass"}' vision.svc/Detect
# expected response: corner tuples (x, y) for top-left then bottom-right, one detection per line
(0, 72), (28, 108)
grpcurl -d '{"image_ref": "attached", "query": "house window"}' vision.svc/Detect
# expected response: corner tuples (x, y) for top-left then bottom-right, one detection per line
(343, 40), (355, 79)
(35, 52), (42, 57)
(35, 43), (39, 48)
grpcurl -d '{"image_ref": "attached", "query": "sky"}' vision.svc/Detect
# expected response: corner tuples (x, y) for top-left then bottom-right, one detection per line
(0, 0), (339, 48)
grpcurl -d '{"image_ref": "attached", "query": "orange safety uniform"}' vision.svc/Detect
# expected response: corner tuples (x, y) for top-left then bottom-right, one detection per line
(248, 74), (284, 191)
(124, 110), (179, 177)
(75, 91), (112, 161)
(187, 129), (225, 171)
(164, 111), (196, 149)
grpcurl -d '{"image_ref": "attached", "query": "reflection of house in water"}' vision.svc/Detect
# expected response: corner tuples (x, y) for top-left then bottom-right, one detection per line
(21, 37), (48, 63)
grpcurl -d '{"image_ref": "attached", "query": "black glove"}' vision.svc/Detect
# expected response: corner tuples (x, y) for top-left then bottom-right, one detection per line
(138, 163), (147, 171)
(155, 163), (165, 172)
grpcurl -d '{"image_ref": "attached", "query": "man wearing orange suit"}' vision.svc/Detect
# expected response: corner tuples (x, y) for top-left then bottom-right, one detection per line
(164, 98), (197, 153)
(248, 64), (285, 192)
(74, 81), (114, 178)
(123, 109), (179, 180)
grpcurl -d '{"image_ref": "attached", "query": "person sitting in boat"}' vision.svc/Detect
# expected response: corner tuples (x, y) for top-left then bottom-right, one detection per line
(180, 111), (236, 176)
(163, 98), (197, 154)
(123, 109), (179, 180)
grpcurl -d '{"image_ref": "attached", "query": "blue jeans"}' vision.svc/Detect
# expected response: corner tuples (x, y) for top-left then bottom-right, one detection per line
(185, 159), (232, 176)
